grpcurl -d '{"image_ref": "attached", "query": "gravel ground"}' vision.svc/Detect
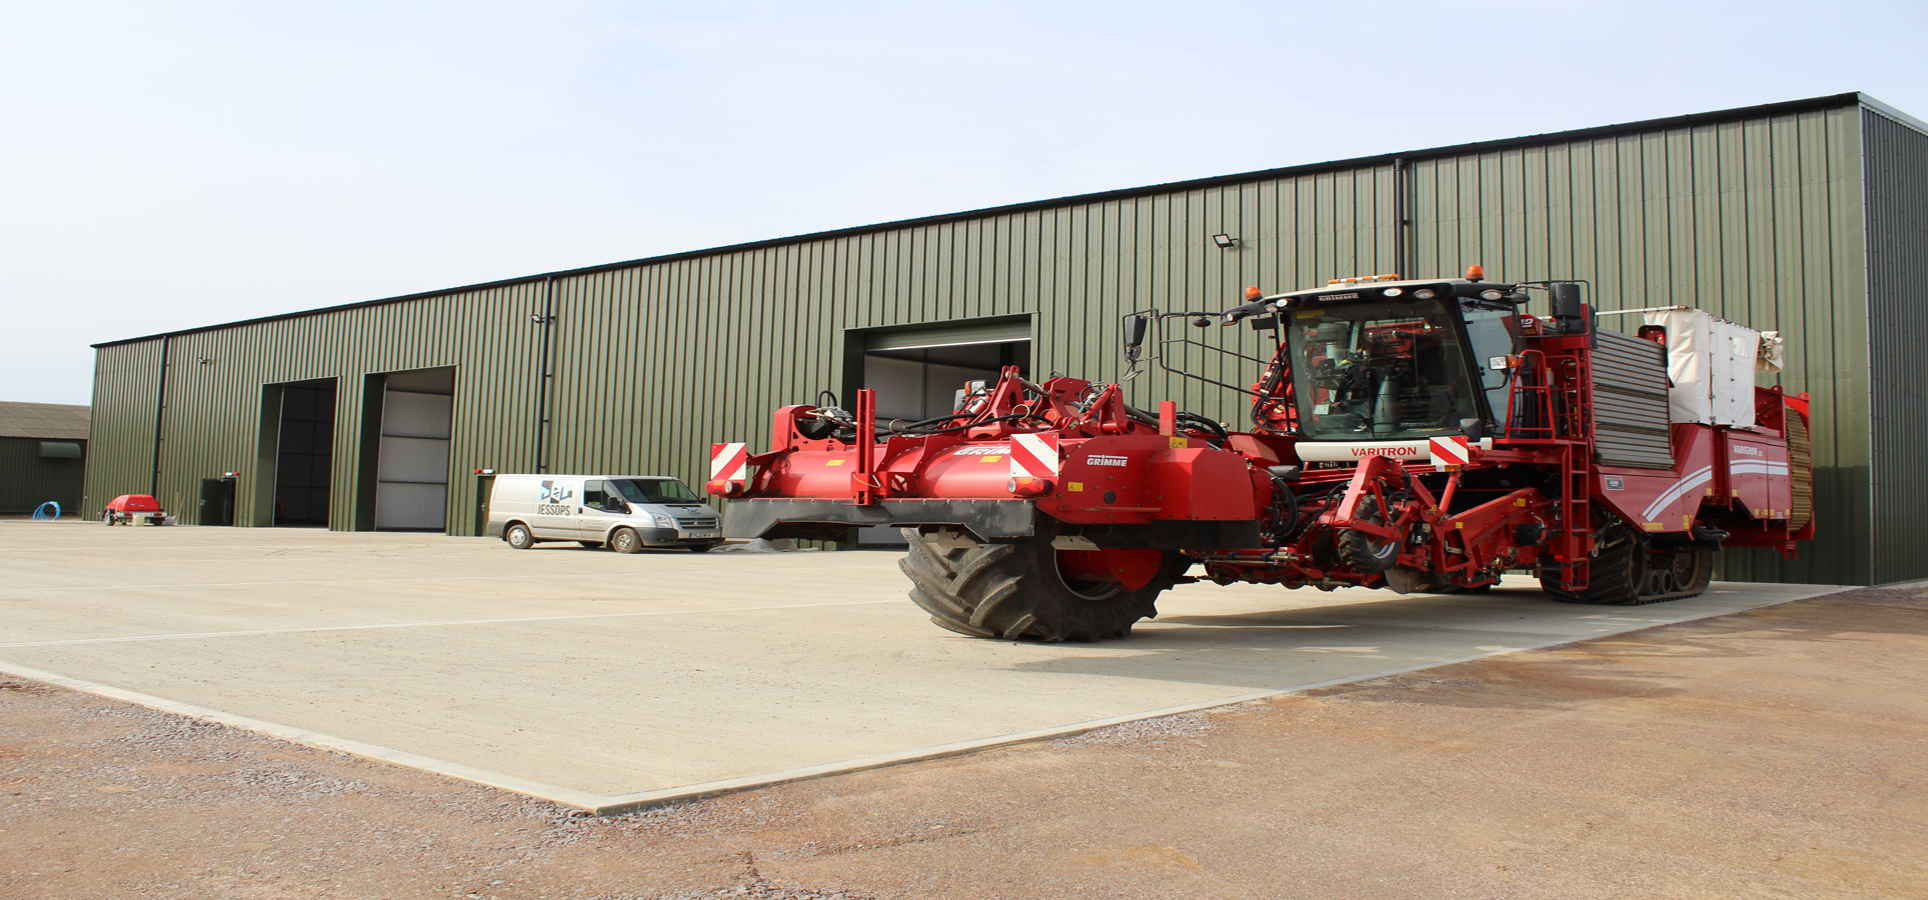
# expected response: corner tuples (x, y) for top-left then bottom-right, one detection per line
(3, 586), (1924, 899)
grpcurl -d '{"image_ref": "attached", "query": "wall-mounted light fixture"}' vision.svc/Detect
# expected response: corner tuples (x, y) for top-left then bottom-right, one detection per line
(1211, 234), (1238, 249)
(196, 357), (214, 365)
(530, 314), (555, 324)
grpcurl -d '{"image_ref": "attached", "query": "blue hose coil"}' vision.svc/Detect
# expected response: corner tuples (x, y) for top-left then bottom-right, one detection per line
(31, 501), (61, 521)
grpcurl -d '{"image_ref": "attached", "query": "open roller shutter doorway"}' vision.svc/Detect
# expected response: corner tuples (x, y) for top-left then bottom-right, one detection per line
(271, 380), (336, 527)
(374, 368), (455, 532)
(856, 319), (1030, 547)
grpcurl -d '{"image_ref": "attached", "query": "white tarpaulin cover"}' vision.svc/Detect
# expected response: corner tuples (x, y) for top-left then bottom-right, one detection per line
(1757, 330), (1786, 373)
(1643, 309), (1762, 428)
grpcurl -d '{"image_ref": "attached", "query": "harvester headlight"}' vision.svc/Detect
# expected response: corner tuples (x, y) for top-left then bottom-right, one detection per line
(1413, 289), (1437, 300)
(1480, 289), (1504, 301)
(1382, 288), (1403, 297)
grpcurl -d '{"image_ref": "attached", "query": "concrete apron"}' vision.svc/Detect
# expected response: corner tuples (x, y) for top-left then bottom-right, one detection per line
(0, 524), (1845, 814)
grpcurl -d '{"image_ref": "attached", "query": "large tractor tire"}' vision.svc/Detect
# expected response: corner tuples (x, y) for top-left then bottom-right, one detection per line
(1540, 529), (1712, 605)
(900, 531), (1183, 642)
(1337, 495), (1401, 574)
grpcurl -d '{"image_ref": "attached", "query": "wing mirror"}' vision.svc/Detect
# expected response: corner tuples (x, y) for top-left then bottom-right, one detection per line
(1122, 314), (1150, 362)
(1550, 283), (1588, 335)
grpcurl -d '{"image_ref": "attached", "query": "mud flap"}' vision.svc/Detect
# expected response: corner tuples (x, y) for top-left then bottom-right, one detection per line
(1383, 565), (1430, 595)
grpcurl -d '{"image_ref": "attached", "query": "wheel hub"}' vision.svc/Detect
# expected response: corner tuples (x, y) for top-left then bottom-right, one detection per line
(1055, 547), (1162, 596)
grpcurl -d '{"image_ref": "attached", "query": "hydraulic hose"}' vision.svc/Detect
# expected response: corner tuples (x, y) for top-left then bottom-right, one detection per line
(1121, 402), (1229, 447)
(883, 411), (977, 434)
(31, 501), (61, 521)
(1175, 411), (1229, 444)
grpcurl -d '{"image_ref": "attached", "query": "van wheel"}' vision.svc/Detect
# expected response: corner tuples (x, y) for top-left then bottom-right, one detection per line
(504, 523), (535, 550)
(611, 527), (644, 554)
(577, 540), (604, 549)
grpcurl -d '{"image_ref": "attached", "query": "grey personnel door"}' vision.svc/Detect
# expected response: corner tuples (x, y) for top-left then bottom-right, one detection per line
(198, 478), (235, 526)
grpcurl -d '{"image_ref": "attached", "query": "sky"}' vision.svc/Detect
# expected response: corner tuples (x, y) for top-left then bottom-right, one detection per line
(3, 1), (1924, 405)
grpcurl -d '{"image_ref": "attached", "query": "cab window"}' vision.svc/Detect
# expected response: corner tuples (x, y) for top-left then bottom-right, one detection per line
(1285, 298), (1481, 440)
(583, 480), (627, 512)
(1460, 302), (1521, 421)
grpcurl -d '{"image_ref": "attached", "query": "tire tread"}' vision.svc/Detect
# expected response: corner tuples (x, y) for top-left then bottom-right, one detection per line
(900, 529), (1176, 642)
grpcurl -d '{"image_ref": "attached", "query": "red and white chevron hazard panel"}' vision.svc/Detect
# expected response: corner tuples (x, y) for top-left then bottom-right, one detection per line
(1008, 432), (1060, 480)
(710, 442), (749, 482)
(1428, 435), (1472, 467)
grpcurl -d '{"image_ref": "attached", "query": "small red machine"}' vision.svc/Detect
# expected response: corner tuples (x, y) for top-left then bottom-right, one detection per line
(105, 494), (169, 526)
(716, 268), (1814, 641)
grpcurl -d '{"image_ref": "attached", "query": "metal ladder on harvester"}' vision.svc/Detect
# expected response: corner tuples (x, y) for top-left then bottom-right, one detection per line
(1504, 346), (1596, 591)
(1555, 352), (1594, 590)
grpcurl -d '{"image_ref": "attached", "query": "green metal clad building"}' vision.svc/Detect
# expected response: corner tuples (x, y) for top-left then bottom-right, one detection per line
(84, 92), (1926, 585)
(1, 401), (89, 516)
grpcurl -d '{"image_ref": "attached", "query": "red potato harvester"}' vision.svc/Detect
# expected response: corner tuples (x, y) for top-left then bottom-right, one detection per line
(714, 267), (1814, 642)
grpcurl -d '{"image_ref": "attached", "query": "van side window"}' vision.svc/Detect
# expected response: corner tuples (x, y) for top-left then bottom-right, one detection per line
(583, 480), (606, 510)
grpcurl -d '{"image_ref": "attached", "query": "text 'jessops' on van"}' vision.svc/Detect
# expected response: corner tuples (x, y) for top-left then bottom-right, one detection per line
(485, 474), (722, 553)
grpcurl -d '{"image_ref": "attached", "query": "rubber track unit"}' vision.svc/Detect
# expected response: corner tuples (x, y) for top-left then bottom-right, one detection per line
(899, 531), (1179, 642)
(1540, 533), (1711, 605)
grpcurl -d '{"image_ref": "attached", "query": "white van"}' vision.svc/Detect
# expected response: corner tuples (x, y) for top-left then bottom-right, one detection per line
(485, 474), (721, 553)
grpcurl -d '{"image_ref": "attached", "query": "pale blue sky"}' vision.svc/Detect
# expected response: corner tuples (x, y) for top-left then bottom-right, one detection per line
(4, 1), (1924, 404)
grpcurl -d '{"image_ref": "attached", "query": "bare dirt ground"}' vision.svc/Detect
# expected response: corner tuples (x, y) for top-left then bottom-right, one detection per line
(3, 587), (1924, 900)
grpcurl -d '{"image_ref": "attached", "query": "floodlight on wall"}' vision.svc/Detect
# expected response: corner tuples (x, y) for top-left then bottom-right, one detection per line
(1211, 234), (1238, 249)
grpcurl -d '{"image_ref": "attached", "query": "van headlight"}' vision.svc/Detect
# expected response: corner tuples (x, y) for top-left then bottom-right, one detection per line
(652, 514), (675, 529)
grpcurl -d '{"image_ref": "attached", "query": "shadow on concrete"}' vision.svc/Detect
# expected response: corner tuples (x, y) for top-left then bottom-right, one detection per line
(995, 588), (1810, 694)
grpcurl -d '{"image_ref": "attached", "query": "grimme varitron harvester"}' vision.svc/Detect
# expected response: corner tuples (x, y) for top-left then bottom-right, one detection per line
(711, 267), (1815, 642)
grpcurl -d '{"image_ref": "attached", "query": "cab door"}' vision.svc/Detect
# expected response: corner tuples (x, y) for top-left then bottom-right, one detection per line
(529, 478), (580, 540)
(576, 479), (634, 542)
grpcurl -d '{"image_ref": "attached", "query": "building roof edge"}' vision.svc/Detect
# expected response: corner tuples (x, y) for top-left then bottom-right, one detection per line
(1857, 92), (1928, 137)
(94, 91), (1884, 350)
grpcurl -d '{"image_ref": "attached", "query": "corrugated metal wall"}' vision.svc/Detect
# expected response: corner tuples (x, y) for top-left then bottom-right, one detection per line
(1864, 108), (1928, 585)
(83, 96), (1889, 584)
(84, 283), (546, 531)
(1404, 107), (1870, 585)
(84, 341), (162, 515)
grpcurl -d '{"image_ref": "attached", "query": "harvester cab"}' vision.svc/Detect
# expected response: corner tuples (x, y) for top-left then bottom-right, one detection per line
(717, 266), (1814, 642)
(1254, 274), (1530, 444)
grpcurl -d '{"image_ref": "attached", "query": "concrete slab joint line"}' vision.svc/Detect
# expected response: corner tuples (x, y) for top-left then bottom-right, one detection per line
(0, 529), (1849, 816)
(0, 638), (1760, 816)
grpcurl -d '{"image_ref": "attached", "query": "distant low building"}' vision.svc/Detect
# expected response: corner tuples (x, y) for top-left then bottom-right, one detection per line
(0, 401), (89, 517)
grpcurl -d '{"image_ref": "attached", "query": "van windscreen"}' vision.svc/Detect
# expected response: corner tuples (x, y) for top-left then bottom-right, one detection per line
(608, 478), (701, 504)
